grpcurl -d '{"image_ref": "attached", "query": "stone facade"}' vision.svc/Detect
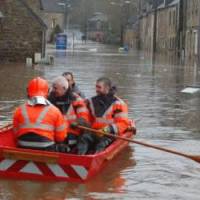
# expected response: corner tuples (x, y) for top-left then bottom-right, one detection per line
(137, 0), (184, 56)
(124, 28), (138, 49)
(26, 0), (64, 42)
(87, 12), (108, 42)
(0, 0), (47, 62)
(156, 2), (180, 54)
(139, 12), (154, 52)
(43, 13), (64, 42)
(184, 0), (200, 61)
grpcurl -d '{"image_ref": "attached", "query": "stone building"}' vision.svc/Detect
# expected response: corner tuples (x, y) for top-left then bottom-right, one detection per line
(137, 0), (162, 52)
(26, 0), (65, 42)
(87, 12), (108, 42)
(156, 0), (182, 54)
(139, 11), (154, 52)
(0, 0), (47, 62)
(138, 0), (184, 56)
(123, 16), (139, 49)
(184, 0), (200, 62)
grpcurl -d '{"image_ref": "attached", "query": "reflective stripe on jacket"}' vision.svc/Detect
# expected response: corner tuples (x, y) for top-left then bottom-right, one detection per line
(13, 103), (67, 147)
(88, 97), (129, 135)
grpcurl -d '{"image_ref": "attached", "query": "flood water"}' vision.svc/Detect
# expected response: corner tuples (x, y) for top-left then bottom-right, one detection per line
(0, 42), (200, 200)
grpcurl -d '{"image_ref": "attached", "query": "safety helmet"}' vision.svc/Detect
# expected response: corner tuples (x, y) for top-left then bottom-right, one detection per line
(27, 77), (49, 98)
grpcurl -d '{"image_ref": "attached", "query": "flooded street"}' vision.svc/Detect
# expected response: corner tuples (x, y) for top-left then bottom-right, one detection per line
(0, 43), (200, 199)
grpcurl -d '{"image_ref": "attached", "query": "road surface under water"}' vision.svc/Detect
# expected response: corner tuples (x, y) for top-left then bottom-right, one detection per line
(0, 42), (200, 199)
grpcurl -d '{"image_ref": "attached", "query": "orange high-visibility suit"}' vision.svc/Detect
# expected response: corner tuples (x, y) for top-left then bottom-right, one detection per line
(13, 103), (67, 148)
(88, 96), (129, 135)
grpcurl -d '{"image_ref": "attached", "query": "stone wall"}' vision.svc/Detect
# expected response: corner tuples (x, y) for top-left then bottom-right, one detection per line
(139, 13), (154, 52)
(0, 0), (46, 62)
(138, 2), (181, 55)
(156, 5), (179, 53)
(185, 0), (200, 61)
(124, 29), (138, 49)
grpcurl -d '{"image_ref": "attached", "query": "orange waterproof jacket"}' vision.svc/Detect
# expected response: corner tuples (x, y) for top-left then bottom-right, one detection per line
(13, 103), (67, 143)
(88, 97), (129, 135)
(65, 95), (90, 136)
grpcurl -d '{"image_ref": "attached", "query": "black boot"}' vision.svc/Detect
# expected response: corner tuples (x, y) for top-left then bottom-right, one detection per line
(95, 137), (113, 153)
(77, 132), (97, 155)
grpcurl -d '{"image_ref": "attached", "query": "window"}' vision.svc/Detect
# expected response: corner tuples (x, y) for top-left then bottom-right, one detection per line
(169, 11), (171, 26)
(51, 18), (56, 29)
(173, 10), (176, 26)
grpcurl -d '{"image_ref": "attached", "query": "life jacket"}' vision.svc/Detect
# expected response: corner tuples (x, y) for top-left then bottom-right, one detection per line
(13, 103), (67, 148)
(65, 94), (90, 136)
(88, 95), (129, 135)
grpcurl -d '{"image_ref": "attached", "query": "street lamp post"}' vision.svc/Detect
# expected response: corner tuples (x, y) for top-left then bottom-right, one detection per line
(58, 0), (71, 33)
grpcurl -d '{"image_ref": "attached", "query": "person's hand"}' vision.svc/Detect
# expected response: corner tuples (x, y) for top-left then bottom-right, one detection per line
(76, 118), (90, 127)
(70, 121), (79, 129)
(102, 126), (110, 133)
(97, 126), (110, 137)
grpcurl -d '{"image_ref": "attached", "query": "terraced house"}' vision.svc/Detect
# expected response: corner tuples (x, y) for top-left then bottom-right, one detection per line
(26, 0), (65, 42)
(0, 0), (47, 62)
(184, 0), (200, 62)
(156, 0), (183, 55)
(138, 0), (184, 55)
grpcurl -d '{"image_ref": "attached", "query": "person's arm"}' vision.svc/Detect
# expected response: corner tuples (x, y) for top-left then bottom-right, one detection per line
(73, 96), (90, 124)
(54, 109), (68, 142)
(108, 101), (129, 135)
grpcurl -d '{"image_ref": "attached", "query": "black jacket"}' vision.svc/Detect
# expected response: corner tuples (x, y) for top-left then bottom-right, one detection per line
(90, 94), (117, 117)
(48, 90), (76, 114)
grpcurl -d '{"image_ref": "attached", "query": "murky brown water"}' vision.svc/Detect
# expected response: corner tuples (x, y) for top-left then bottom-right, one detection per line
(0, 42), (200, 199)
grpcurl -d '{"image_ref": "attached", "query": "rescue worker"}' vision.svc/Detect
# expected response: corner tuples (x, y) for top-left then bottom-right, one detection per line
(76, 77), (129, 154)
(62, 72), (85, 98)
(13, 77), (68, 151)
(48, 76), (90, 150)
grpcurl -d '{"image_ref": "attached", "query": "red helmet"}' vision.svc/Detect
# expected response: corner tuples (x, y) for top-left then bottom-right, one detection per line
(27, 77), (49, 98)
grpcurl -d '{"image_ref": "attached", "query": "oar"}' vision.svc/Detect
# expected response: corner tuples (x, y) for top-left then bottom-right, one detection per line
(77, 125), (200, 164)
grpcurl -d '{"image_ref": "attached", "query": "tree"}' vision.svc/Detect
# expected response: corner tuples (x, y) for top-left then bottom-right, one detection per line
(49, 24), (62, 43)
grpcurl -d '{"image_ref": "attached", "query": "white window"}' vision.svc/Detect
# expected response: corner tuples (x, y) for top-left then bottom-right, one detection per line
(51, 18), (56, 28)
(194, 30), (198, 55)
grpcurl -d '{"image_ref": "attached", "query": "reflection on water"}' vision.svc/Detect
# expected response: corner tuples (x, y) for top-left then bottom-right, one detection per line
(0, 63), (43, 126)
(0, 43), (200, 199)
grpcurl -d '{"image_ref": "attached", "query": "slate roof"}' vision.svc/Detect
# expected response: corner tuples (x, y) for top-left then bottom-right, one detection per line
(40, 0), (66, 13)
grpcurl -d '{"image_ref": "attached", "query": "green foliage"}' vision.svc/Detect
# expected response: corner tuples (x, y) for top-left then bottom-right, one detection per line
(49, 24), (62, 43)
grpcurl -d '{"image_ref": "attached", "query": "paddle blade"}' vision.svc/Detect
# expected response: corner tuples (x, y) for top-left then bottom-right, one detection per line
(190, 155), (200, 163)
(181, 87), (200, 94)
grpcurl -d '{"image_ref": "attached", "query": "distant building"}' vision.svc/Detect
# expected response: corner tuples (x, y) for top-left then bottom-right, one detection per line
(124, 16), (139, 49)
(0, 0), (47, 62)
(26, 0), (65, 42)
(87, 12), (108, 42)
